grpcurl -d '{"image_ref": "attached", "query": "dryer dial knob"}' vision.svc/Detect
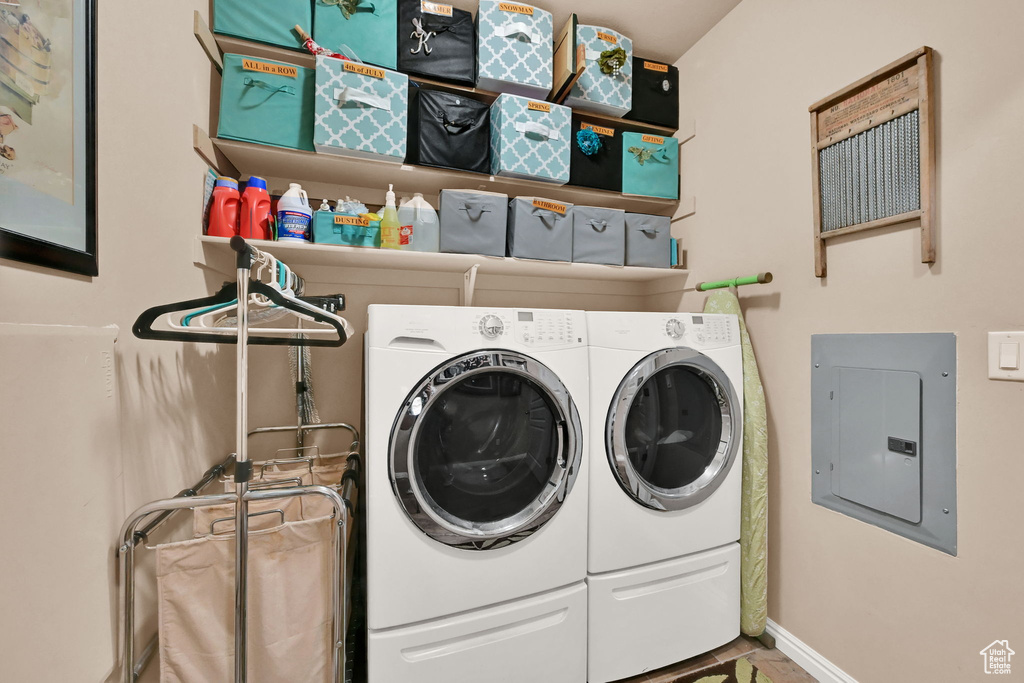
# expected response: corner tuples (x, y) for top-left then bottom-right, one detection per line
(479, 315), (504, 339)
(666, 319), (685, 339)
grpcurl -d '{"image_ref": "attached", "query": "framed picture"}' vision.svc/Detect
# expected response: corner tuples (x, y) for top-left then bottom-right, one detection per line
(0, 0), (97, 276)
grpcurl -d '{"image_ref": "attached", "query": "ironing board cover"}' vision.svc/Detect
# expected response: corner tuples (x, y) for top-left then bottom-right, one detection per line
(704, 290), (768, 636)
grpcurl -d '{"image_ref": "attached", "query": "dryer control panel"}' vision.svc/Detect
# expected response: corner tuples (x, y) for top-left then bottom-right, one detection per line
(514, 310), (580, 347)
(658, 314), (737, 348)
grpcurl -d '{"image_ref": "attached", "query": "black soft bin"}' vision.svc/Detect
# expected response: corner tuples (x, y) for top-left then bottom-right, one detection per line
(624, 57), (679, 129)
(407, 88), (491, 174)
(569, 121), (622, 192)
(397, 0), (476, 86)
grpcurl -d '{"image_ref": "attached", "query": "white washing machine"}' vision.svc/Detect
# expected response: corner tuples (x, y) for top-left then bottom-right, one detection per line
(586, 311), (744, 683)
(365, 305), (589, 683)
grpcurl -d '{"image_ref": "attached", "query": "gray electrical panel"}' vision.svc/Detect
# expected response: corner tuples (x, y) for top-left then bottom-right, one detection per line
(812, 334), (956, 555)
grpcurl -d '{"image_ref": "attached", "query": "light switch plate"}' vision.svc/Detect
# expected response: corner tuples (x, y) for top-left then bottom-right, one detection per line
(988, 332), (1024, 380)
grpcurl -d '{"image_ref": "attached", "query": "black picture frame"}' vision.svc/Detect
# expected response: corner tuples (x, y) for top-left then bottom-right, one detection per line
(0, 0), (98, 277)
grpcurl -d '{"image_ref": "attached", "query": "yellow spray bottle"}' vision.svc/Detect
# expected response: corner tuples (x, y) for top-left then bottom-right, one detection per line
(380, 184), (401, 249)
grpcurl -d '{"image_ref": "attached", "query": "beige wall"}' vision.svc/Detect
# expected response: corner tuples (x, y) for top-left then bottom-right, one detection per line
(674, 0), (1024, 679)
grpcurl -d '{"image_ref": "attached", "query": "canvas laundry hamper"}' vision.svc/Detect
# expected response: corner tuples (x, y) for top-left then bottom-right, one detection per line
(156, 516), (334, 683)
(625, 213), (671, 268)
(564, 25), (633, 117)
(625, 56), (679, 129)
(407, 88), (491, 174)
(213, 0), (309, 51)
(569, 121), (622, 192)
(490, 94), (571, 184)
(218, 54), (316, 152)
(621, 132), (679, 199)
(439, 189), (508, 256)
(572, 206), (625, 266)
(314, 0), (398, 69)
(397, 0), (476, 86)
(507, 197), (574, 262)
(475, 0), (553, 97)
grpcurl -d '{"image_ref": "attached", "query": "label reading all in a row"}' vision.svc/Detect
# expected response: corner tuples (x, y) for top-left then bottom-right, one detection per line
(343, 62), (386, 79)
(499, 2), (533, 15)
(242, 59), (297, 78)
(421, 1), (453, 16)
(581, 122), (615, 137)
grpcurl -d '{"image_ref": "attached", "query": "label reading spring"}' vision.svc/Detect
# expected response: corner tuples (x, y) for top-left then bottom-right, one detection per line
(335, 215), (370, 227)
(421, 1), (453, 16)
(343, 62), (386, 80)
(527, 101), (551, 113)
(643, 61), (669, 73)
(533, 199), (567, 214)
(642, 134), (665, 145)
(242, 59), (297, 78)
(499, 2), (534, 15)
(581, 122), (615, 137)
(596, 31), (618, 45)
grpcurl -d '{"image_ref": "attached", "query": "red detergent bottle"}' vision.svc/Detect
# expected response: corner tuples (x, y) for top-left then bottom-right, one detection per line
(240, 176), (272, 240)
(207, 176), (240, 237)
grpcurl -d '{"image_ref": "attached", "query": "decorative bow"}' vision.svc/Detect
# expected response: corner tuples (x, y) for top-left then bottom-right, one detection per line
(321, 0), (362, 20)
(576, 129), (602, 156)
(598, 47), (627, 75)
(628, 145), (668, 165)
(410, 18), (436, 55)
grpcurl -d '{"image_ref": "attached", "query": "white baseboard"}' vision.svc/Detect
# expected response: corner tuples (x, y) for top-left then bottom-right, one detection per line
(765, 619), (858, 683)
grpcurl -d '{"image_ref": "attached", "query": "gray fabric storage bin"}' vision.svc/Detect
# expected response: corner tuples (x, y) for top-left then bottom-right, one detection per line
(572, 206), (626, 265)
(507, 197), (574, 262)
(625, 213), (672, 268)
(439, 190), (509, 256)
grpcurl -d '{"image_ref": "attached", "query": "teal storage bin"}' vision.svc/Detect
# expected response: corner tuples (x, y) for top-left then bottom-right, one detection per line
(212, 0), (309, 51)
(313, 211), (381, 247)
(313, 0), (397, 69)
(218, 54), (316, 152)
(621, 132), (679, 199)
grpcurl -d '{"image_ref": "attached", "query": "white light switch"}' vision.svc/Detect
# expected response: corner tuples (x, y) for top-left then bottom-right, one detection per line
(989, 332), (1024, 380)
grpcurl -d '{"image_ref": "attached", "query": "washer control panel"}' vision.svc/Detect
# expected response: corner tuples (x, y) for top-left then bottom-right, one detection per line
(515, 310), (578, 347)
(683, 314), (736, 346)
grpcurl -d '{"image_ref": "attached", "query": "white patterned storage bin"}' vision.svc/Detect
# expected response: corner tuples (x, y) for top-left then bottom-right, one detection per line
(476, 0), (553, 98)
(313, 56), (408, 162)
(564, 25), (632, 117)
(490, 94), (571, 184)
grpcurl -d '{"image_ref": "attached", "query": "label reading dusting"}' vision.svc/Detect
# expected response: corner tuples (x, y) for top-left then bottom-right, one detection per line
(335, 215), (371, 227)
(528, 101), (551, 113)
(242, 59), (298, 78)
(343, 62), (386, 79)
(596, 31), (618, 45)
(643, 61), (669, 73)
(498, 2), (534, 15)
(581, 122), (615, 137)
(642, 134), (665, 145)
(421, 1), (453, 16)
(533, 199), (567, 214)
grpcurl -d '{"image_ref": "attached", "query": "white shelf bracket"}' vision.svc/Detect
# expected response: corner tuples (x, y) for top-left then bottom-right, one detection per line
(461, 264), (480, 306)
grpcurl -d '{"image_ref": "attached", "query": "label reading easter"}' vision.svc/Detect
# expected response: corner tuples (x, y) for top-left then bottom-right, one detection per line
(644, 61), (669, 73)
(597, 31), (618, 45)
(642, 134), (665, 145)
(499, 2), (534, 15)
(335, 215), (370, 227)
(343, 62), (386, 79)
(242, 59), (297, 78)
(421, 1), (453, 16)
(528, 101), (551, 112)
(582, 122), (615, 136)
(533, 199), (567, 214)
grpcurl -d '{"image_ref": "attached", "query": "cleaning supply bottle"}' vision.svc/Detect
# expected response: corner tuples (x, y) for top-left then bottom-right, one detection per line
(277, 183), (313, 243)
(379, 184), (401, 250)
(398, 192), (439, 252)
(208, 177), (240, 238)
(239, 176), (272, 240)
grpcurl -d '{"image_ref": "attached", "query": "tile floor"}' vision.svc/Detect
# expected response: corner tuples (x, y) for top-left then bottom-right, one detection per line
(623, 635), (818, 683)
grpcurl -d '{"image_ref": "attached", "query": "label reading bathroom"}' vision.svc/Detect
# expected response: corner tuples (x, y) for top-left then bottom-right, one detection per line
(242, 59), (297, 78)
(597, 31), (618, 44)
(581, 122), (615, 137)
(335, 215), (370, 227)
(421, 1), (453, 16)
(343, 62), (386, 79)
(528, 101), (551, 112)
(642, 134), (665, 145)
(533, 199), (567, 214)
(644, 61), (669, 73)
(499, 2), (533, 15)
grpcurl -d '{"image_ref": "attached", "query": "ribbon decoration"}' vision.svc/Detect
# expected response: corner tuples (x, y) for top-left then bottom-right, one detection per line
(628, 145), (670, 165)
(410, 18), (436, 55)
(576, 128), (602, 156)
(320, 0), (376, 19)
(598, 47), (627, 75)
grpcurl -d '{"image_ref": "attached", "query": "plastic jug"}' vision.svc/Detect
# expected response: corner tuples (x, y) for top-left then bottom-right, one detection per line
(207, 177), (240, 238)
(397, 193), (439, 252)
(239, 176), (272, 241)
(379, 185), (401, 250)
(277, 183), (313, 243)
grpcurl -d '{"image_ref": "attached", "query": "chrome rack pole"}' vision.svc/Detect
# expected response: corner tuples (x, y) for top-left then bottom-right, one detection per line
(232, 239), (253, 683)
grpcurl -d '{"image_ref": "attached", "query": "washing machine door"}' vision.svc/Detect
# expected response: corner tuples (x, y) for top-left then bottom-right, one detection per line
(390, 350), (583, 550)
(607, 347), (740, 511)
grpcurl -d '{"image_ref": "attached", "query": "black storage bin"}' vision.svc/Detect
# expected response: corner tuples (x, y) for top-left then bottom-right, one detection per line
(624, 57), (679, 129)
(569, 121), (622, 192)
(397, 0), (476, 86)
(407, 88), (490, 173)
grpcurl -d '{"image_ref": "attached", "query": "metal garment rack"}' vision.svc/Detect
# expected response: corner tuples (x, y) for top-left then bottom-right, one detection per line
(119, 237), (352, 683)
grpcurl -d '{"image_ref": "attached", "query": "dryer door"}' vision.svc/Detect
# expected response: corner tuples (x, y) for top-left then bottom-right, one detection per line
(607, 348), (740, 511)
(390, 350), (583, 549)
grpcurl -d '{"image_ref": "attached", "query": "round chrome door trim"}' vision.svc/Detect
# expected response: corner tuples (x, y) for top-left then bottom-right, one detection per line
(606, 347), (739, 512)
(390, 350), (583, 550)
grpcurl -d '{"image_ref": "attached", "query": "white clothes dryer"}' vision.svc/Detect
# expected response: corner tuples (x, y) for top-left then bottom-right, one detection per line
(586, 311), (744, 683)
(365, 305), (589, 683)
